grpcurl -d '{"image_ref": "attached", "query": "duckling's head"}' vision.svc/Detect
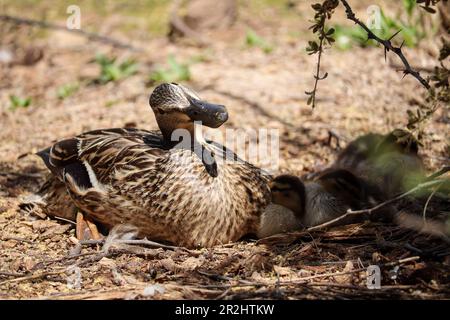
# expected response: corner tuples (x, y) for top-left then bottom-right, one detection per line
(149, 83), (228, 139)
(377, 128), (419, 155)
(270, 174), (306, 218)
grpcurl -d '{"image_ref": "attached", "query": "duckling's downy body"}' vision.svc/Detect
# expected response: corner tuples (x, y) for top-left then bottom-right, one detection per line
(333, 130), (425, 196)
(25, 83), (271, 248)
(258, 130), (425, 238)
(257, 169), (383, 238)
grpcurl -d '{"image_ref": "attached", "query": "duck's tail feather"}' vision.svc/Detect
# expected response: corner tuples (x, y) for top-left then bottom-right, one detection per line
(36, 147), (51, 168)
(19, 175), (78, 221)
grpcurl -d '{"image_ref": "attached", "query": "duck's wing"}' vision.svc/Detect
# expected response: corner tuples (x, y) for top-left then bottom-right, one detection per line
(37, 128), (166, 189)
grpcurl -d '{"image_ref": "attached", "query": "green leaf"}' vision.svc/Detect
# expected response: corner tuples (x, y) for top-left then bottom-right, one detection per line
(9, 95), (31, 110)
(95, 54), (138, 84)
(57, 83), (79, 100)
(245, 29), (274, 54)
(402, 0), (416, 17)
(149, 55), (191, 84)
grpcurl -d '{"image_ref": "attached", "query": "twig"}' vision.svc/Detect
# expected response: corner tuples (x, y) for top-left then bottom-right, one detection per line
(422, 181), (443, 222)
(73, 252), (110, 268)
(53, 216), (76, 225)
(0, 14), (140, 51)
(382, 256), (420, 267)
(307, 178), (446, 232)
(3, 236), (33, 244)
(348, 179), (445, 215)
(0, 271), (26, 277)
(34, 251), (99, 269)
(80, 238), (190, 252)
(305, 1), (338, 108)
(285, 256), (419, 283)
(425, 165), (449, 181)
(340, 0), (430, 89)
(0, 270), (67, 286)
(310, 282), (407, 290)
(0, 171), (42, 178)
(327, 129), (345, 149)
(309, 30), (326, 109)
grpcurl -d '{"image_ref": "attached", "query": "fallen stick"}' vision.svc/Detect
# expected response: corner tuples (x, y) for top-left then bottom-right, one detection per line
(0, 270), (66, 286)
(80, 238), (192, 253)
(0, 14), (140, 51)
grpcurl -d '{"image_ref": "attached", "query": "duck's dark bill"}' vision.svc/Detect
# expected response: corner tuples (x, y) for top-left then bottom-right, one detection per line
(186, 98), (228, 128)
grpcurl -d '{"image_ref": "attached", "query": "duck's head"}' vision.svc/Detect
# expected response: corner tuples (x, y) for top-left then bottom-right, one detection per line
(270, 174), (306, 218)
(149, 83), (228, 140)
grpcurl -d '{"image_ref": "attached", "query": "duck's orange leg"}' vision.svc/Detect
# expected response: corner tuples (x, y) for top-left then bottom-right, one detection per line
(76, 211), (103, 241)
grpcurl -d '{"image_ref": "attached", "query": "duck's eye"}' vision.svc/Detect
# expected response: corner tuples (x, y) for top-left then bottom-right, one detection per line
(156, 107), (166, 115)
(282, 191), (290, 197)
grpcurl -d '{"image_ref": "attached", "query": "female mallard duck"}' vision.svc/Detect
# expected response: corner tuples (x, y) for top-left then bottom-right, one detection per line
(26, 83), (272, 248)
(257, 129), (426, 238)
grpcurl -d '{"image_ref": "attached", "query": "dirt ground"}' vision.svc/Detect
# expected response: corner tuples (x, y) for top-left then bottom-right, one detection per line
(0, 1), (449, 299)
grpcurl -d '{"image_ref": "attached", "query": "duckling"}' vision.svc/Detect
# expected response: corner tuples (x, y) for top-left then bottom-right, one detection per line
(24, 83), (272, 248)
(257, 169), (390, 238)
(333, 129), (425, 197)
(256, 176), (304, 238)
(257, 129), (426, 238)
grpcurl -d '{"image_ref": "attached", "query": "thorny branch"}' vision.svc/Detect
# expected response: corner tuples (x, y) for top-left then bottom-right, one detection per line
(307, 0), (448, 147)
(340, 0), (430, 89)
(307, 0), (442, 110)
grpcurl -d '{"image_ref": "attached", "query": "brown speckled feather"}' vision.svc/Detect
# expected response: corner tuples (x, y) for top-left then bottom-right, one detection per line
(38, 128), (272, 248)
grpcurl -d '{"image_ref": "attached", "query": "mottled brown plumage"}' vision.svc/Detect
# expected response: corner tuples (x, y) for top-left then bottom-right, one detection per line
(24, 83), (271, 248)
(20, 174), (77, 221)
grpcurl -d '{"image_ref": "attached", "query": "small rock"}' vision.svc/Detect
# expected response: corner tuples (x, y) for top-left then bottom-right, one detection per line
(0, 48), (13, 64)
(142, 284), (165, 297)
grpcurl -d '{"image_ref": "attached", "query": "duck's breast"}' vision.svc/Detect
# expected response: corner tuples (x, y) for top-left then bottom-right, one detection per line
(105, 148), (271, 247)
